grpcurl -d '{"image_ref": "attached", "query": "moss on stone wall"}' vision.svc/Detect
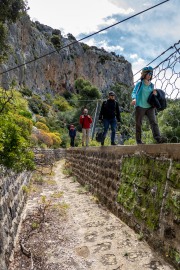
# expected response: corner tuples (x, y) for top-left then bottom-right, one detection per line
(66, 148), (180, 269)
(169, 162), (180, 189)
(164, 161), (180, 226)
(117, 156), (169, 231)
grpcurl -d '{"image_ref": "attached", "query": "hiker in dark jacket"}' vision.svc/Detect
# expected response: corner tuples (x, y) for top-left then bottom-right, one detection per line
(99, 91), (121, 146)
(69, 124), (76, 147)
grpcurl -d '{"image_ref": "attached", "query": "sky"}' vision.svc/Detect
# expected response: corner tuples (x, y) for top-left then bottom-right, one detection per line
(27, 0), (180, 82)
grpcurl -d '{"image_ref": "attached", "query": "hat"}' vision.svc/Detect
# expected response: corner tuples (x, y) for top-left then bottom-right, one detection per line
(141, 66), (153, 79)
(109, 91), (115, 96)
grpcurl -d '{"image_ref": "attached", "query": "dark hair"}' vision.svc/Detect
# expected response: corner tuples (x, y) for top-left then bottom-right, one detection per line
(109, 91), (115, 96)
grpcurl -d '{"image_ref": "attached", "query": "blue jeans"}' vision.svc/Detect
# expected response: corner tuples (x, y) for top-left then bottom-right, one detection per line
(103, 118), (117, 143)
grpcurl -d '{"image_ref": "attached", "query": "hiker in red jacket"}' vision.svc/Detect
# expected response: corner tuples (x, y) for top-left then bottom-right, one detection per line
(79, 108), (93, 147)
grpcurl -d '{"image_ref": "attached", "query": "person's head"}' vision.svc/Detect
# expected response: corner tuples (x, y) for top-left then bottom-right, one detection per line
(70, 124), (74, 129)
(108, 91), (115, 100)
(83, 108), (88, 115)
(141, 66), (153, 81)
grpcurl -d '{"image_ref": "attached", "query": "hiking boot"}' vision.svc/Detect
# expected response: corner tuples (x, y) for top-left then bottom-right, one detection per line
(136, 140), (145, 145)
(156, 137), (167, 144)
(111, 142), (117, 145)
(101, 139), (104, 146)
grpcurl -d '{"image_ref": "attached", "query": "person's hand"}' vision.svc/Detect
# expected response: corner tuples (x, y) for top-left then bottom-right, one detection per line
(81, 115), (84, 118)
(117, 122), (121, 131)
(87, 115), (91, 118)
(153, 89), (157, 95)
(131, 99), (136, 105)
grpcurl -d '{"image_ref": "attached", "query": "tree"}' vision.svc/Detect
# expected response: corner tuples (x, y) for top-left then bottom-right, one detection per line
(158, 99), (180, 143)
(0, 0), (27, 23)
(0, 113), (34, 171)
(75, 78), (101, 109)
(73, 78), (101, 130)
(0, 88), (34, 171)
(0, 0), (27, 62)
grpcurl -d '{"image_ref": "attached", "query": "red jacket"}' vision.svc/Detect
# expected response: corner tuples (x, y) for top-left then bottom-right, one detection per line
(79, 115), (93, 129)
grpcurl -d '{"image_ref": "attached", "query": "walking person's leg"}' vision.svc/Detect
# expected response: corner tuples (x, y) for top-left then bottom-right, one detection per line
(146, 107), (161, 142)
(70, 137), (73, 147)
(135, 106), (146, 144)
(86, 129), (90, 146)
(110, 118), (117, 145)
(72, 137), (75, 147)
(101, 119), (110, 145)
(82, 128), (86, 146)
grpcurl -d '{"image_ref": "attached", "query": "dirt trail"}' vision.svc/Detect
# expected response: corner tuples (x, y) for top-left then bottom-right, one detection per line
(9, 160), (175, 270)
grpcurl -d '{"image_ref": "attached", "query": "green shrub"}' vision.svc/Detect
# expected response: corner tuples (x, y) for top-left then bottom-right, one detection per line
(20, 87), (32, 97)
(0, 113), (34, 172)
(98, 54), (112, 64)
(29, 96), (49, 116)
(53, 96), (72, 111)
(18, 110), (32, 119)
(51, 35), (61, 50)
(81, 43), (90, 52)
(35, 122), (49, 131)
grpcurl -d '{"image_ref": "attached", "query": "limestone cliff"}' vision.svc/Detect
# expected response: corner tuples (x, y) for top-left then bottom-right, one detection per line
(0, 15), (133, 94)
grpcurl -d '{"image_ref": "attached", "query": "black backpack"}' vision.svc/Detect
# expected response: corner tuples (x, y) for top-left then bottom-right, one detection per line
(96, 131), (104, 142)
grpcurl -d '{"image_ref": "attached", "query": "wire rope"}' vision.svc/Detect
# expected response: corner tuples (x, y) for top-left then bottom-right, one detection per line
(0, 0), (170, 76)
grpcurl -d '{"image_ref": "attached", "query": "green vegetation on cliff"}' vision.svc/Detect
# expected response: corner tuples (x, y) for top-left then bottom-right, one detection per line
(0, 78), (102, 170)
(0, 88), (34, 172)
(0, 0), (27, 62)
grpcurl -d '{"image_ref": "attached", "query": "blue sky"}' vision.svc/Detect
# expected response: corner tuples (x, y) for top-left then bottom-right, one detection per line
(27, 0), (180, 81)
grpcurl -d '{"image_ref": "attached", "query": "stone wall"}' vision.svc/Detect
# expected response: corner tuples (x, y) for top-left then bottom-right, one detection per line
(0, 148), (65, 270)
(0, 168), (32, 270)
(34, 148), (66, 164)
(66, 144), (180, 269)
(0, 145), (179, 269)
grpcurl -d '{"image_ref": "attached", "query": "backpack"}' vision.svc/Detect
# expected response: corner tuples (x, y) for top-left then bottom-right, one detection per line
(95, 131), (104, 142)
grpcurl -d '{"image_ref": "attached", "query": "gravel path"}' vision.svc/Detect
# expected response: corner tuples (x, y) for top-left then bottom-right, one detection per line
(9, 160), (175, 270)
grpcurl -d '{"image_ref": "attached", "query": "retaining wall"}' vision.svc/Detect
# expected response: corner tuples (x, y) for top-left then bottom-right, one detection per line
(0, 168), (32, 270)
(66, 144), (180, 269)
(0, 145), (179, 269)
(0, 148), (66, 270)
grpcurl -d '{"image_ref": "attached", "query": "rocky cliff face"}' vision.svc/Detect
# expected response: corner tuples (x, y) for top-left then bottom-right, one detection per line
(0, 15), (133, 95)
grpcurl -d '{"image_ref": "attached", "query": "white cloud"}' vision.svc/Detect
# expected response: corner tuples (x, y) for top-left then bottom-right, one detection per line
(99, 42), (124, 53)
(27, 0), (180, 77)
(27, 0), (127, 36)
(85, 38), (123, 53)
(131, 58), (146, 82)
(108, 0), (157, 10)
(130, 54), (138, 59)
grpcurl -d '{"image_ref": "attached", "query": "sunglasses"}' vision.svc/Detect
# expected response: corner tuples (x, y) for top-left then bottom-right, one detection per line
(147, 72), (153, 76)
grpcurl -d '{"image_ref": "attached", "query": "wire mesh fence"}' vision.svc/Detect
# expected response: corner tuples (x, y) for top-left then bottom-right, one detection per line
(92, 41), (180, 145)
